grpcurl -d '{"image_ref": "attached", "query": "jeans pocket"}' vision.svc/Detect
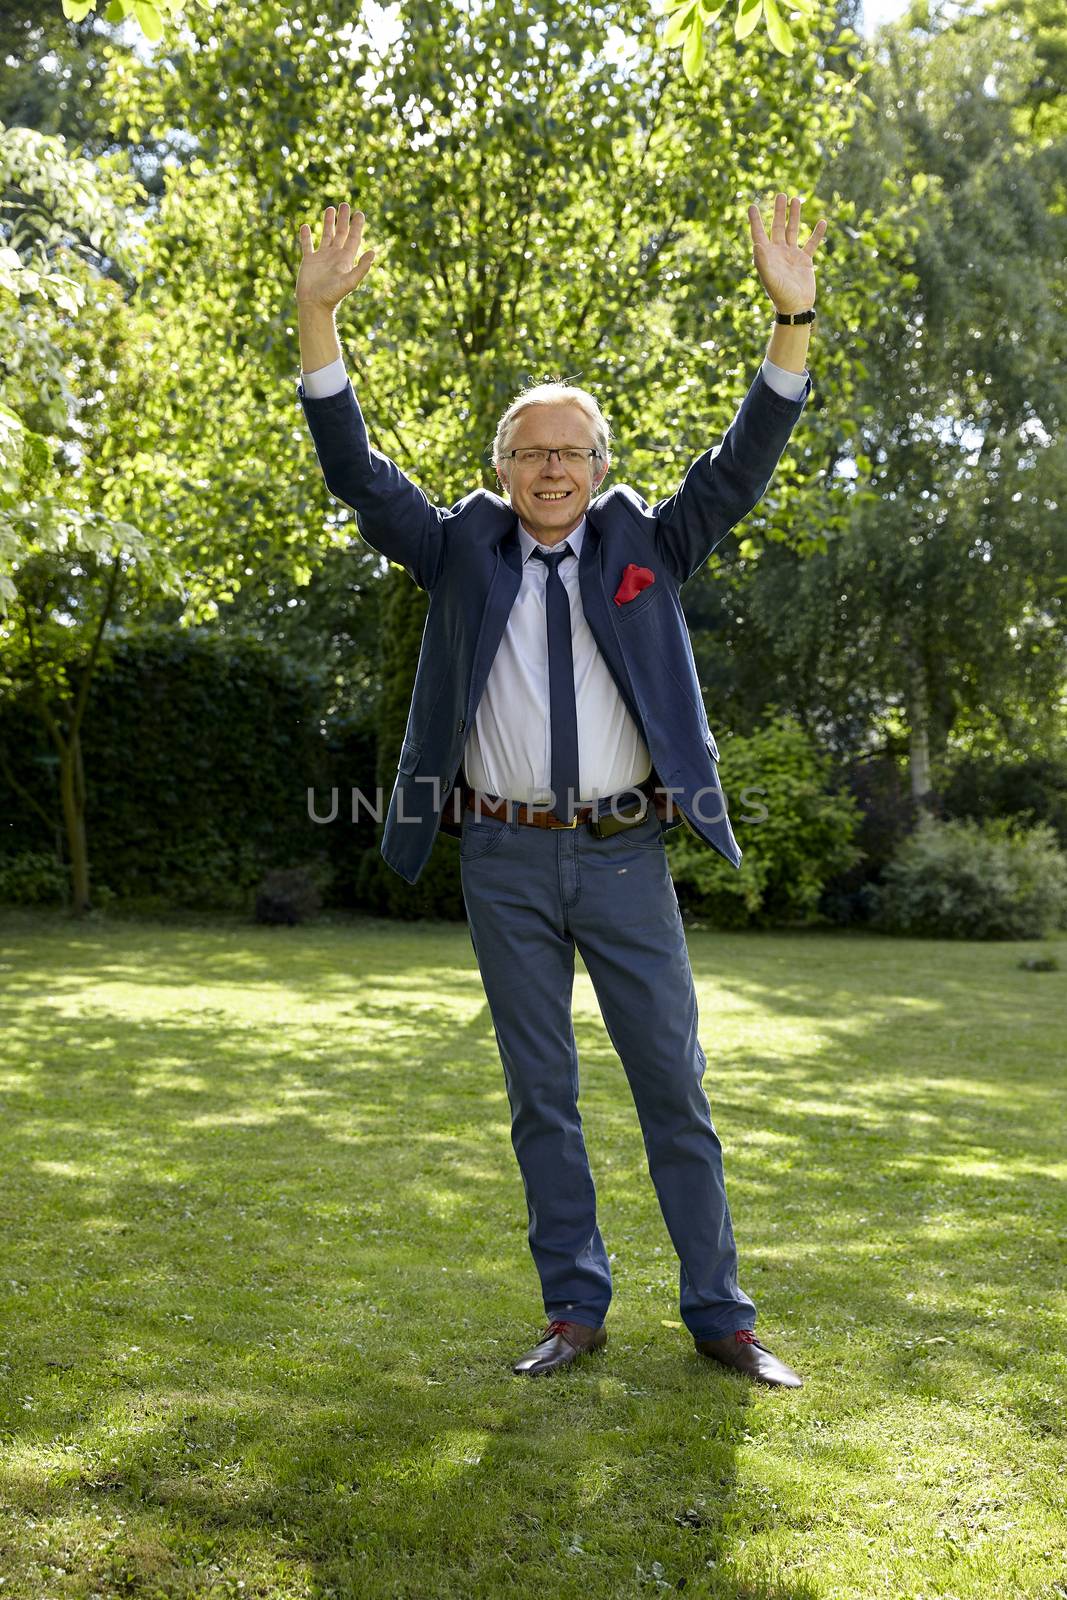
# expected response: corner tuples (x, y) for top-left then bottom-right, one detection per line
(459, 811), (511, 861)
(605, 812), (664, 850)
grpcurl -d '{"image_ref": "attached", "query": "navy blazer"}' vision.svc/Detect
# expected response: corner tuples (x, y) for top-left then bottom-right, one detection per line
(297, 364), (812, 885)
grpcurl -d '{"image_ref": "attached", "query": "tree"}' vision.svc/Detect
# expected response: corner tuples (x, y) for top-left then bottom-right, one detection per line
(0, 0), (119, 147)
(686, 0), (1067, 802)
(0, 123), (183, 911)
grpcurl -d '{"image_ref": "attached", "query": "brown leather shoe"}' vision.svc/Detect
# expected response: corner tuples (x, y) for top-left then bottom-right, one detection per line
(512, 1318), (607, 1377)
(694, 1327), (803, 1388)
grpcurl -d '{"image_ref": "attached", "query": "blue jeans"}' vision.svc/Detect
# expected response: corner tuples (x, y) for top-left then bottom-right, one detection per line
(459, 799), (757, 1341)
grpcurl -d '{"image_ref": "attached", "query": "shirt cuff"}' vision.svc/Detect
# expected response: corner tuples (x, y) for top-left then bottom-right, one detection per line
(760, 356), (809, 402)
(299, 355), (349, 399)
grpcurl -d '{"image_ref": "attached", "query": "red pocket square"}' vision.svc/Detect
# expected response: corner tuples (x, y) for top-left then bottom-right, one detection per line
(613, 564), (656, 606)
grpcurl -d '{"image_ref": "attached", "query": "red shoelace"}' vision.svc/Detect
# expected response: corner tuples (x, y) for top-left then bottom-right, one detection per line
(545, 1319), (577, 1339)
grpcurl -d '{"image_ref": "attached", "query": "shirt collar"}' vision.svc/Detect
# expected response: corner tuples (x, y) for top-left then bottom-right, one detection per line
(517, 514), (586, 564)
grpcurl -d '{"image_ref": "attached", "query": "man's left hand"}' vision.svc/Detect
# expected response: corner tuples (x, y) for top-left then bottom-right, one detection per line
(747, 192), (828, 315)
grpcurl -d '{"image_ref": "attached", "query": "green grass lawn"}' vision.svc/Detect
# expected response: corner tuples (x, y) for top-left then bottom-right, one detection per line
(0, 907), (1064, 1600)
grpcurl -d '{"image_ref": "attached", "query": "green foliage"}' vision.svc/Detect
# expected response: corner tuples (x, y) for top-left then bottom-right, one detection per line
(59, 0), (185, 37)
(352, 565), (465, 918)
(666, 711), (863, 926)
(13, 0), (1058, 929)
(655, 0), (835, 74)
(687, 3), (1067, 787)
(871, 814), (1067, 940)
(109, 0), (882, 558)
(941, 748), (1067, 851)
(62, 0), (841, 67)
(0, 627), (358, 911)
(0, 119), (178, 615)
(376, 571), (430, 788)
(85, 629), (339, 909)
(356, 835), (466, 922)
(816, 749), (918, 926)
(254, 863), (328, 925)
(0, 850), (68, 905)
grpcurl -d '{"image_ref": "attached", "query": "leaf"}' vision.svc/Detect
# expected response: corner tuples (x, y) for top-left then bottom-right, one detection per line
(664, 2), (699, 46)
(132, 0), (163, 42)
(682, 17), (707, 80)
(734, 0), (764, 42)
(763, 0), (796, 53)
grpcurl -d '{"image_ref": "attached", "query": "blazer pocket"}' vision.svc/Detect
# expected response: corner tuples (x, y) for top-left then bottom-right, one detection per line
(397, 739), (422, 774)
(615, 584), (662, 621)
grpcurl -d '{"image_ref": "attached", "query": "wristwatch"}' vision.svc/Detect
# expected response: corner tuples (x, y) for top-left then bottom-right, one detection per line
(775, 308), (817, 325)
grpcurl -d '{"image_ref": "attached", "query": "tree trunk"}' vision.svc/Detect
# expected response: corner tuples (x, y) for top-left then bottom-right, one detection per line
(59, 731), (91, 913)
(907, 662), (934, 810)
(24, 561), (123, 916)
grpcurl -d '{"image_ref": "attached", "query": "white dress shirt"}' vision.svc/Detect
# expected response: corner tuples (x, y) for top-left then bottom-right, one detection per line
(466, 514), (651, 804)
(299, 354), (810, 804)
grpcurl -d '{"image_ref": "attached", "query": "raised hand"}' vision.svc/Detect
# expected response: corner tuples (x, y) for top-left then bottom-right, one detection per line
(296, 203), (376, 311)
(747, 193), (828, 316)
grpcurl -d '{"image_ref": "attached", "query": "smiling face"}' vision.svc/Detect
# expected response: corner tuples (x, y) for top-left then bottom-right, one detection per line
(496, 401), (609, 545)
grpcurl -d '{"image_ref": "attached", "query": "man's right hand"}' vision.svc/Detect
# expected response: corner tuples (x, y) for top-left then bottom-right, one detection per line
(296, 203), (376, 311)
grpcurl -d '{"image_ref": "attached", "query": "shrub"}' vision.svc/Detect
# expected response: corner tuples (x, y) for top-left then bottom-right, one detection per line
(940, 750), (1067, 851)
(818, 749), (918, 926)
(870, 814), (1067, 939)
(253, 863), (329, 925)
(0, 626), (344, 913)
(0, 851), (68, 906)
(666, 713), (863, 929)
(355, 835), (465, 922)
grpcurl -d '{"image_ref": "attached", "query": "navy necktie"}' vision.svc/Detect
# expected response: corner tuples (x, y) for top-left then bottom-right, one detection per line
(531, 544), (580, 822)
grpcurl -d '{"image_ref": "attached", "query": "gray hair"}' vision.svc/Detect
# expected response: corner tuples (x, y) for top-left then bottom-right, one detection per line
(492, 380), (612, 482)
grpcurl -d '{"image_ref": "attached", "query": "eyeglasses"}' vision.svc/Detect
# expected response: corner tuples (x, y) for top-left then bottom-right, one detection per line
(502, 447), (603, 467)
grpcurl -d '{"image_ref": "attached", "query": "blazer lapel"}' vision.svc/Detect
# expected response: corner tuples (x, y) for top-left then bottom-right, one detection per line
(464, 517), (523, 728)
(579, 505), (644, 734)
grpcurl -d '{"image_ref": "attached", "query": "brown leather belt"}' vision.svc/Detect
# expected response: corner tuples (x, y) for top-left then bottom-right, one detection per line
(465, 778), (655, 838)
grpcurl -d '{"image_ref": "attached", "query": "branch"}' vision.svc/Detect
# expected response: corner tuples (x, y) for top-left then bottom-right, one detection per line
(475, 251), (509, 354)
(73, 723), (87, 813)
(505, 199), (534, 330)
(435, 248), (464, 355)
(21, 600), (66, 757)
(0, 743), (59, 838)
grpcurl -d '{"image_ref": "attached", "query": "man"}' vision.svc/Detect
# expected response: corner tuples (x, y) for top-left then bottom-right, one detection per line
(295, 195), (826, 1387)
